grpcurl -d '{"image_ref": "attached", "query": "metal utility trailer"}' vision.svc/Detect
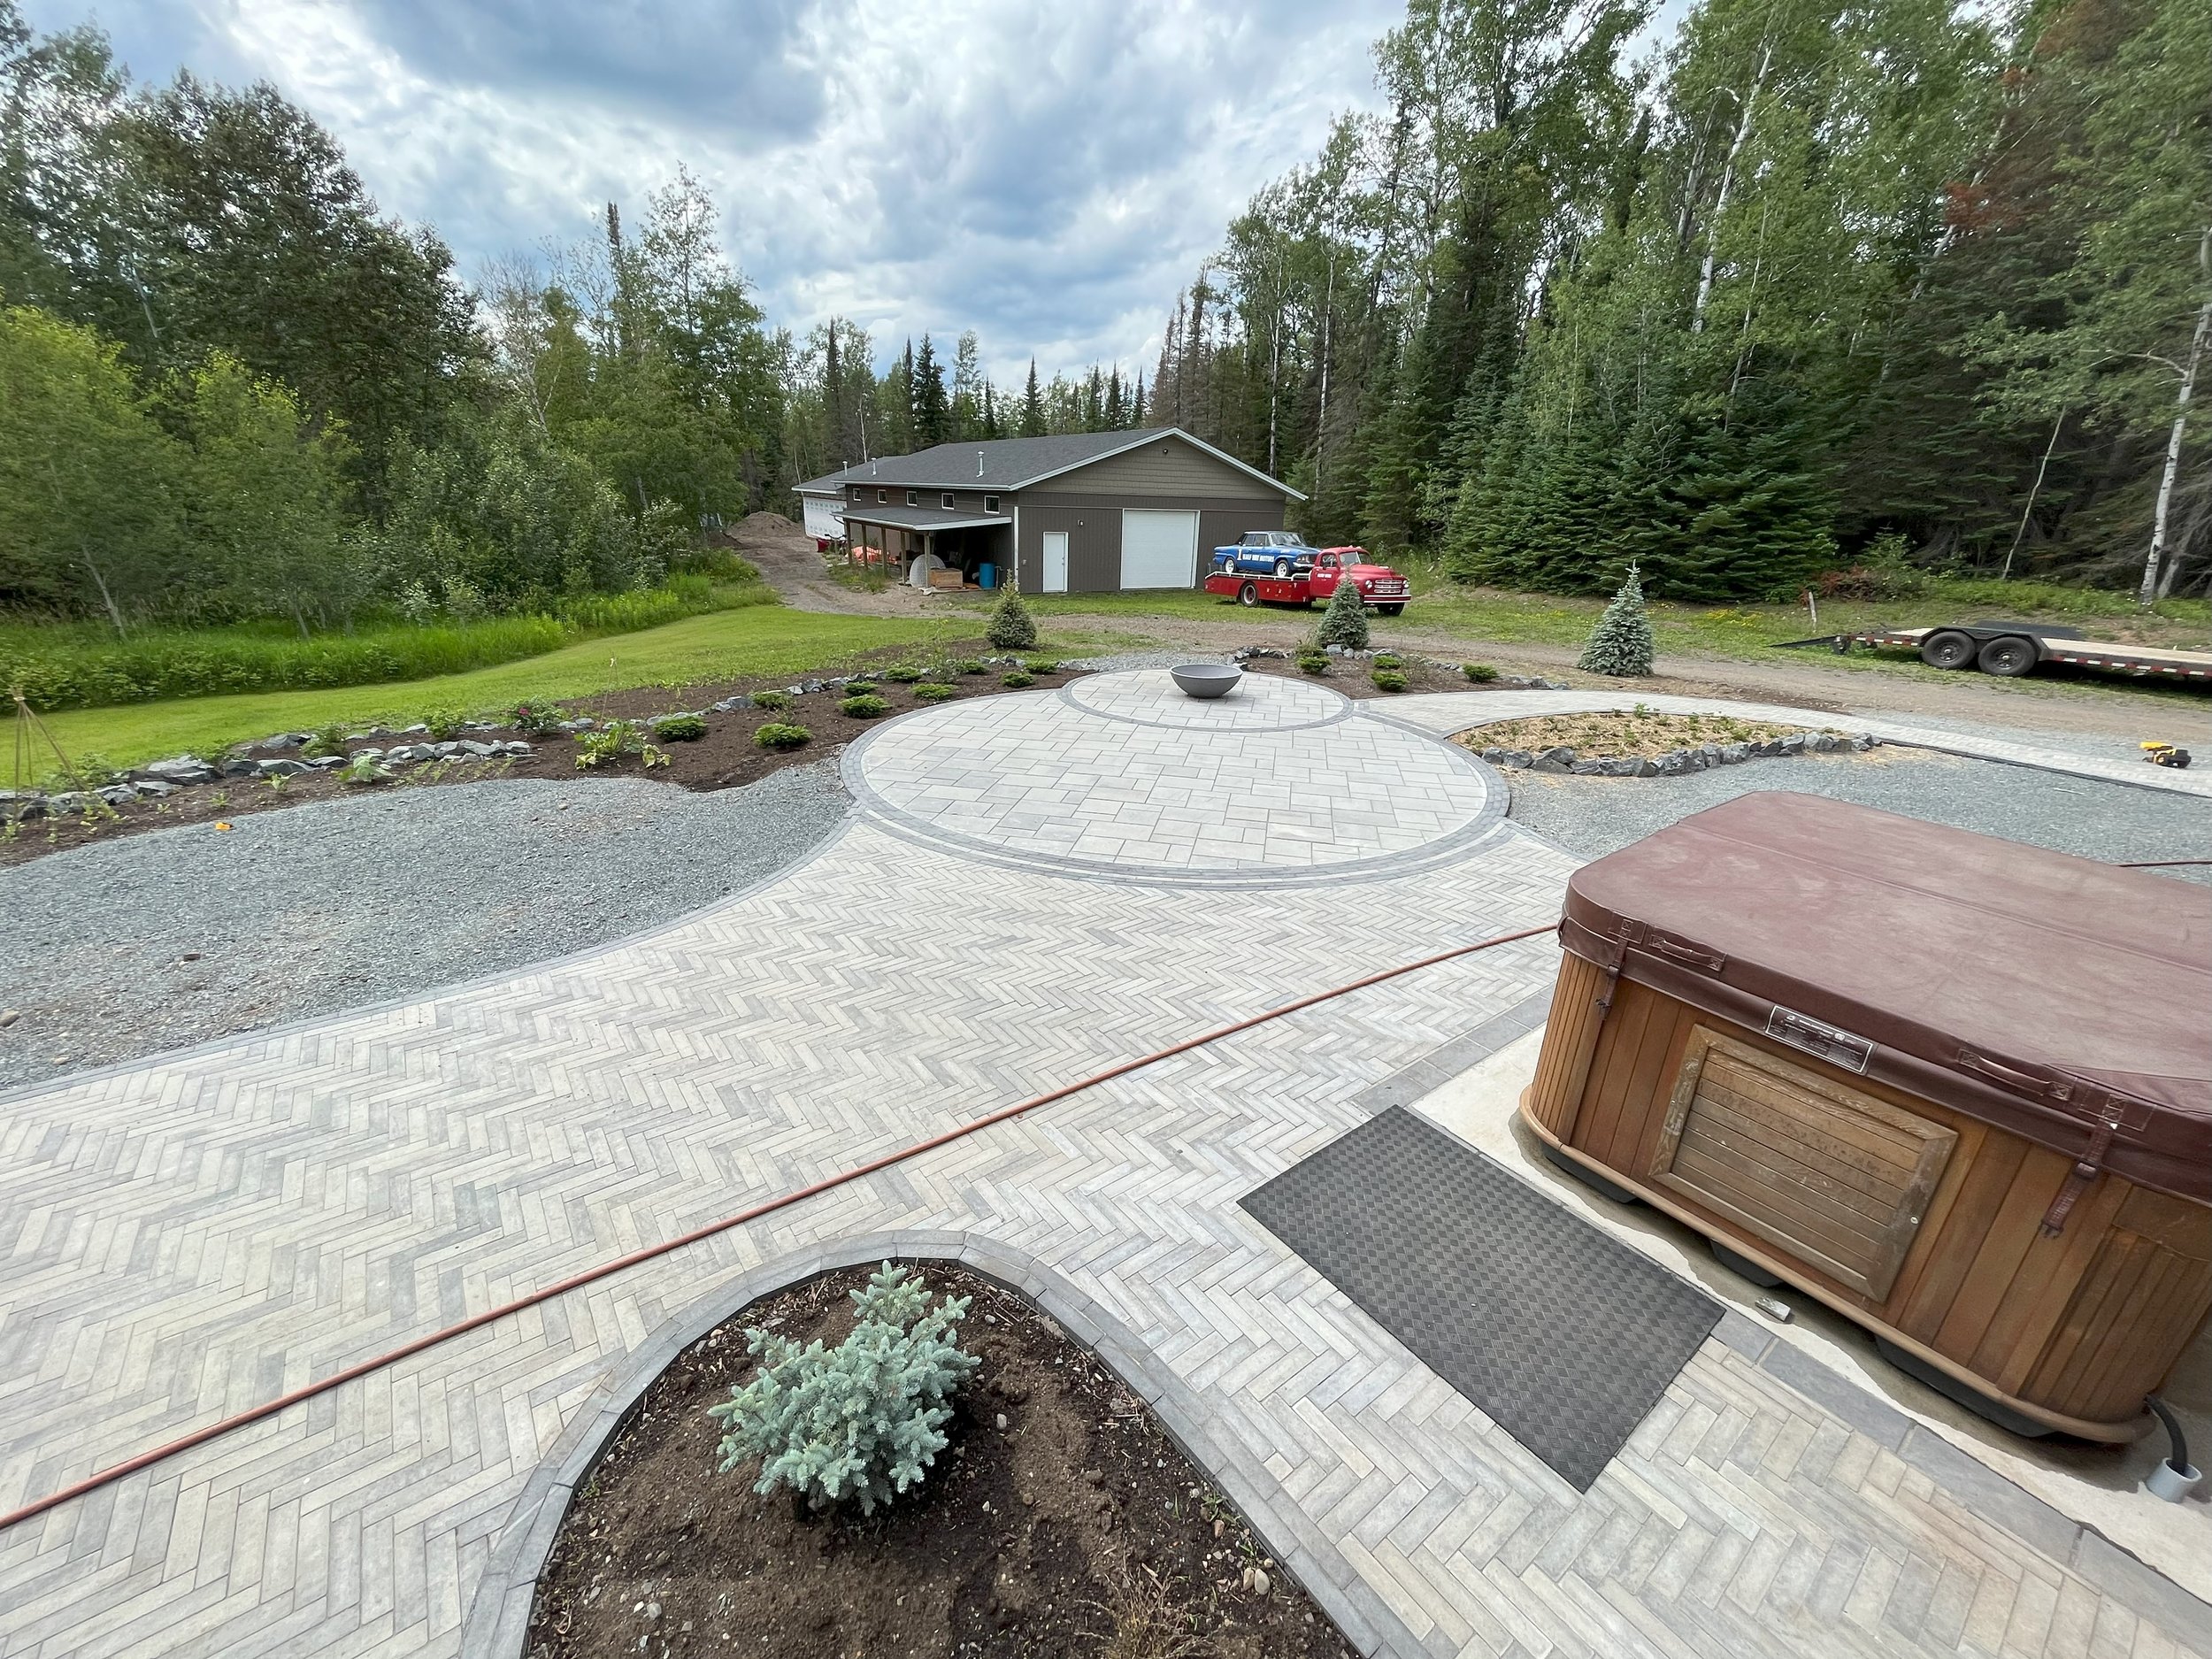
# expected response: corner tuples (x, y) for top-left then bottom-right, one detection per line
(1781, 621), (2212, 682)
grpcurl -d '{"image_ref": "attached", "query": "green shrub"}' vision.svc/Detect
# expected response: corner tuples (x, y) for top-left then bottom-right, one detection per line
(1461, 662), (1499, 682)
(749, 689), (790, 711)
(1297, 652), (1331, 676)
(0, 576), (772, 715)
(911, 683), (956, 702)
(300, 722), (352, 760)
(1372, 652), (1402, 670)
(422, 708), (467, 740)
(754, 722), (811, 749)
(1315, 576), (1369, 650)
(508, 700), (564, 734)
(882, 664), (925, 683)
(652, 712), (707, 741)
(956, 658), (988, 675)
(1371, 669), (1409, 693)
(339, 752), (391, 787)
(842, 679), (877, 694)
(985, 588), (1037, 651)
(840, 694), (890, 718)
(573, 718), (648, 768)
(999, 670), (1034, 688)
(1023, 658), (1060, 675)
(709, 1263), (979, 1517)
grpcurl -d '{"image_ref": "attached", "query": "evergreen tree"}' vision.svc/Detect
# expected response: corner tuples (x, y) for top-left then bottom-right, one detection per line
(1314, 570), (1369, 649)
(985, 584), (1036, 648)
(911, 334), (947, 447)
(1576, 565), (1655, 675)
(1019, 358), (1044, 436)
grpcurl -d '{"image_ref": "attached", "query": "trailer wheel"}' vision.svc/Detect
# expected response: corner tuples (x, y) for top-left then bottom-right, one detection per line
(1978, 635), (2038, 676)
(1920, 630), (1978, 670)
(1238, 581), (1259, 608)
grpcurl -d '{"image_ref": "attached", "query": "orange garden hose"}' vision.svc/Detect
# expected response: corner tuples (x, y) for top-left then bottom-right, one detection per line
(0, 921), (1555, 1534)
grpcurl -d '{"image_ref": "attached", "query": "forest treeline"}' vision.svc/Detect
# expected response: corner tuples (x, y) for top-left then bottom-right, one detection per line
(0, 1), (1146, 635)
(1149, 0), (2210, 602)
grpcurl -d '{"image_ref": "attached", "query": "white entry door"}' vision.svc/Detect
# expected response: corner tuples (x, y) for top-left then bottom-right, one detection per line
(1119, 509), (1200, 588)
(1041, 531), (1070, 594)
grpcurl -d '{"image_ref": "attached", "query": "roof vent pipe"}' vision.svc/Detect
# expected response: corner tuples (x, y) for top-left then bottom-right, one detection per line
(978, 451), (985, 477)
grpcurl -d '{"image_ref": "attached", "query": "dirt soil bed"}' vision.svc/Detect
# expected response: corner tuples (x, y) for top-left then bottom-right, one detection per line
(2, 649), (1073, 869)
(1462, 707), (1826, 758)
(528, 1263), (1352, 1659)
(1239, 653), (1499, 697)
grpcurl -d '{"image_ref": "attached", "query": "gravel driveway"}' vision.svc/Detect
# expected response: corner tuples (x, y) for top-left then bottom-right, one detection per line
(0, 764), (850, 1092)
(1507, 746), (2212, 884)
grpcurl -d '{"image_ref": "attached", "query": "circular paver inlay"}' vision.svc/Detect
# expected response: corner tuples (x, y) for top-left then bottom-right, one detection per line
(845, 669), (1502, 886)
(1062, 667), (1350, 731)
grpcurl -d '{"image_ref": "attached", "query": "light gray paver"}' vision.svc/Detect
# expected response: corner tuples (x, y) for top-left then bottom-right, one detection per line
(0, 669), (2200, 1659)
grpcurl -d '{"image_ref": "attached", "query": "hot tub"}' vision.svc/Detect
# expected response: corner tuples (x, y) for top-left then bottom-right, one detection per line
(1519, 793), (2210, 1440)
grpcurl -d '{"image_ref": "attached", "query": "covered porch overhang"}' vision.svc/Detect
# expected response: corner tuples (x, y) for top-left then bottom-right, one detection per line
(841, 506), (1013, 588)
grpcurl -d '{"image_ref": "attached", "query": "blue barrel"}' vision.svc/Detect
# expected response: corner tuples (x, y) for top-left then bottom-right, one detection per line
(979, 564), (996, 589)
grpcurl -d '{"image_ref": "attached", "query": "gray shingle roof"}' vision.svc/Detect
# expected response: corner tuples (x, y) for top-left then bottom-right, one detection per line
(794, 427), (1298, 497)
(840, 502), (1011, 533)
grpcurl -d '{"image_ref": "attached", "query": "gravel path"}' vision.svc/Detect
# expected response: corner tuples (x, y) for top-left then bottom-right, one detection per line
(1506, 747), (2212, 884)
(0, 764), (851, 1092)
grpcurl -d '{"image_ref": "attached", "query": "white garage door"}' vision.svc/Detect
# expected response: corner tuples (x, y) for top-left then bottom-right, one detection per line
(1119, 510), (1200, 589)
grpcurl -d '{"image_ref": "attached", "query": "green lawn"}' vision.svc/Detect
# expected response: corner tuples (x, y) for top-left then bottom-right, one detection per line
(1002, 570), (2210, 669)
(29, 606), (946, 772)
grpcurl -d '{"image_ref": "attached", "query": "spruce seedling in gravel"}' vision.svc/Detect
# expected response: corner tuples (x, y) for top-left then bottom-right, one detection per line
(1315, 575), (1369, 650)
(710, 1262), (979, 1516)
(1577, 565), (1655, 677)
(985, 587), (1038, 651)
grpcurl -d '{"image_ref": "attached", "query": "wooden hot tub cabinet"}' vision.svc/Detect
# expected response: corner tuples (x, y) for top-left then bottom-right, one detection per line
(1520, 795), (2212, 1441)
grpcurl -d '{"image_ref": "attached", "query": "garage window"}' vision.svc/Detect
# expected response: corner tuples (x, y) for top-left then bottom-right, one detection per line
(876, 489), (887, 503)
(941, 491), (956, 510)
(984, 495), (1000, 513)
(906, 489), (918, 506)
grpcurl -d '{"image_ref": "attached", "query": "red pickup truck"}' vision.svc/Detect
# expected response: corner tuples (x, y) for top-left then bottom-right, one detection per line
(1202, 545), (1411, 614)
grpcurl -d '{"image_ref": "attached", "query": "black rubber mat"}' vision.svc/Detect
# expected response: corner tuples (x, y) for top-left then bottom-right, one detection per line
(1240, 1108), (1721, 1491)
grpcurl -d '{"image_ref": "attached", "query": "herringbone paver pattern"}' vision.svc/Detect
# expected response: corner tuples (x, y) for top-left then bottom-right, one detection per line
(0, 673), (2193, 1658)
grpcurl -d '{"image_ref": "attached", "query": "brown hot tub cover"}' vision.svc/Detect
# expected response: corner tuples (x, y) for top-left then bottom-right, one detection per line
(1559, 793), (2212, 1204)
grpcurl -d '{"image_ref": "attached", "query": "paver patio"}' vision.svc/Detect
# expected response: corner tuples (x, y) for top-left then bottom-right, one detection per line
(0, 671), (2201, 1658)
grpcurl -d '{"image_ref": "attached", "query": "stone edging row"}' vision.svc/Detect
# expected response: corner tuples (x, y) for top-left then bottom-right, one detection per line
(1479, 729), (1879, 776)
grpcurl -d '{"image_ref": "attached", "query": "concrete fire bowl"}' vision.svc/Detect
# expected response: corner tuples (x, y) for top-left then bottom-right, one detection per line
(1170, 663), (1242, 700)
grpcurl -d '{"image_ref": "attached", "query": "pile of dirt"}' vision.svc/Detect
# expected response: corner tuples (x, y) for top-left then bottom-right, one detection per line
(528, 1263), (1353, 1659)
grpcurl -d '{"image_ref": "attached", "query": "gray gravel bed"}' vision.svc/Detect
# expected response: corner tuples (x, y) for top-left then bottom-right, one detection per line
(1871, 710), (2208, 769)
(1506, 748), (2212, 886)
(1062, 649), (1235, 671)
(0, 764), (850, 1093)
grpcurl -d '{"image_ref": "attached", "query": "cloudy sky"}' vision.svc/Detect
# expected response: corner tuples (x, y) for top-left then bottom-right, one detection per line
(30, 0), (1409, 380)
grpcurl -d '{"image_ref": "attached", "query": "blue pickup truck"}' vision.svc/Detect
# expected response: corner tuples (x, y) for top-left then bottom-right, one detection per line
(1212, 530), (1317, 579)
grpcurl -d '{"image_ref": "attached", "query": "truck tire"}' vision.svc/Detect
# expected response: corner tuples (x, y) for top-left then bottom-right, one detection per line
(1920, 630), (1978, 670)
(1377, 603), (1404, 617)
(1977, 635), (2038, 676)
(1273, 557), (1294, 577)
(1238, 581), (1259, 608)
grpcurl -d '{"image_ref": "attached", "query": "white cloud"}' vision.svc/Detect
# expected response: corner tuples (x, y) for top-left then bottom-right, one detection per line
(32, 0), (1404, 381)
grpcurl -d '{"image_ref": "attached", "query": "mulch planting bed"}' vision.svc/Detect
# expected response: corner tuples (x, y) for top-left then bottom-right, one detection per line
(1463, 708), (1820, 759)
(528, 1263), (1352, 1659)
(0, 649), (1076, 869)
(1240, 652), (1509, 696)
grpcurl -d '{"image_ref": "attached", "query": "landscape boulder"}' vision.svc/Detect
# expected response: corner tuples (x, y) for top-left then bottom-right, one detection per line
(1529, 745), (1578, 773)
(138, 756), (219, 785)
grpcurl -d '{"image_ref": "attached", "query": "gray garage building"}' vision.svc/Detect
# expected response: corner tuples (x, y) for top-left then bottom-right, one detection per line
(794, 427), (1302, 594)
